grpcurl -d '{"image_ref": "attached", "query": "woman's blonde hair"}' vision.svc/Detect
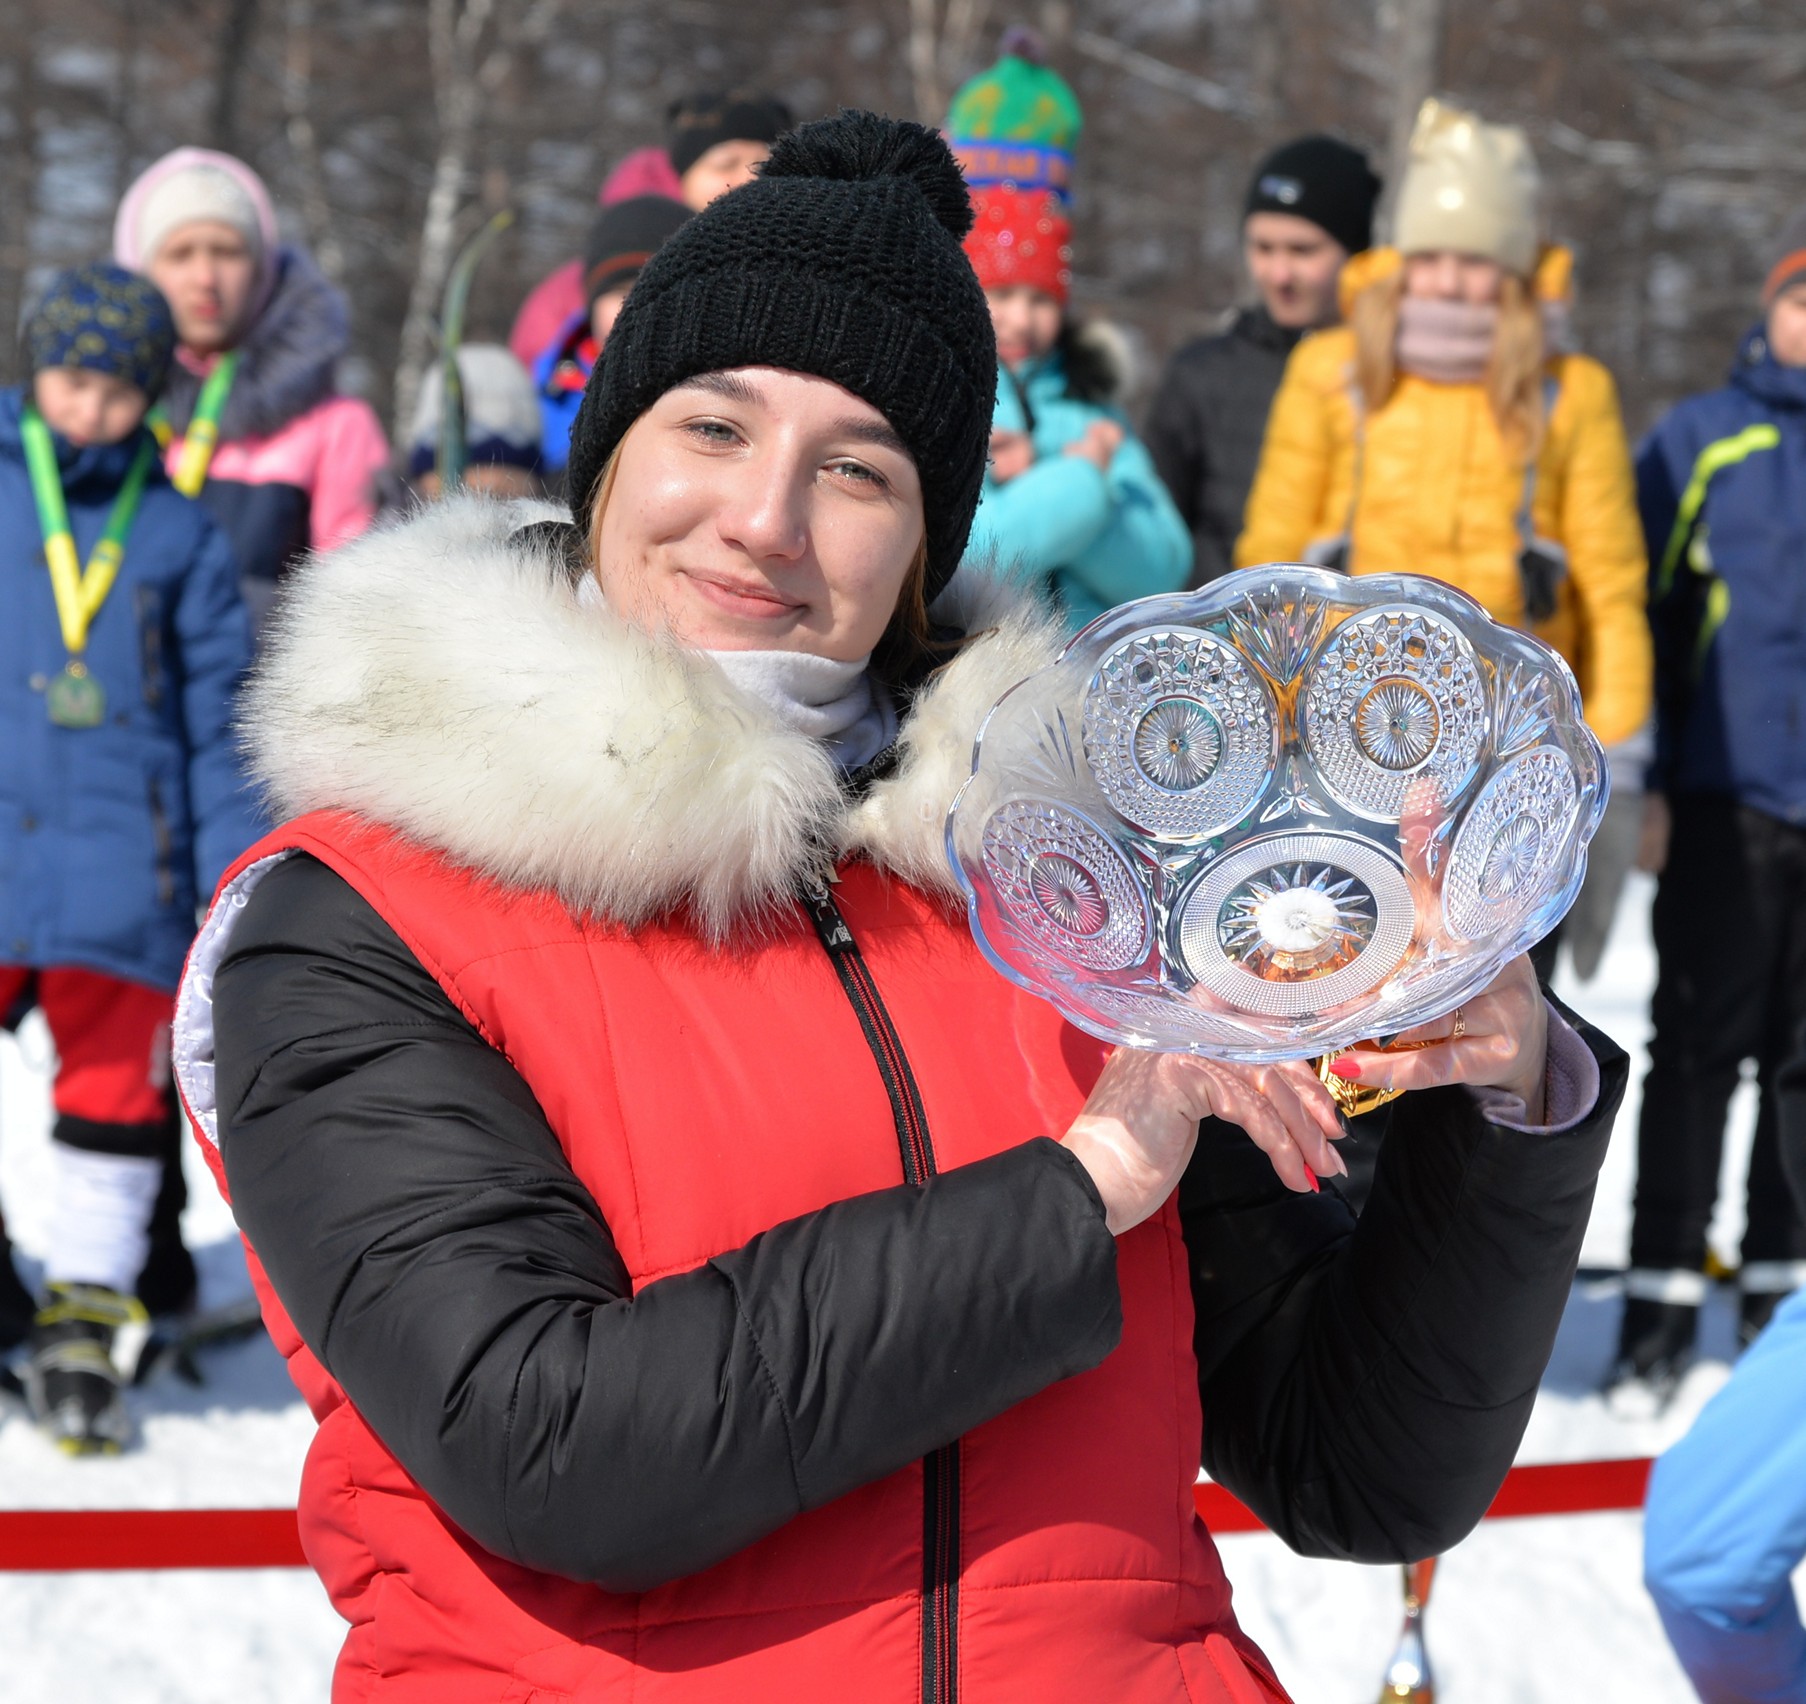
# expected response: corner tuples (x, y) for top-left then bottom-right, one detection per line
(1350, 267), (1548, 461)
(585, 449), (941, 685)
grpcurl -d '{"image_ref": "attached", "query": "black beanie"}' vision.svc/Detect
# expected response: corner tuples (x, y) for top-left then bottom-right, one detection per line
(668, 90), (795, 178)
(566, 111), (997, 602)
(1244, 135), (1382, 257)
(583, 195), (691, 305)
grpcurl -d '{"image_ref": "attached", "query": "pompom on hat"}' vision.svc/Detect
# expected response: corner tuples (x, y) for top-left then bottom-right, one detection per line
(113, 146), (281, 319)
(24, 261), (177, 402)
(1392, 98), (1540, 278)
(564, 111), (997, 603)
(944, 26), (1082, 204)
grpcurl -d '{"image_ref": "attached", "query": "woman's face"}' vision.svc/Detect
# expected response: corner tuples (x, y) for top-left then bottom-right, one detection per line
(594, 365), (925, 660)
(985, 285), (1063, 369)
(1402, 250), (1507, 306)
(147, 220), (259, 352)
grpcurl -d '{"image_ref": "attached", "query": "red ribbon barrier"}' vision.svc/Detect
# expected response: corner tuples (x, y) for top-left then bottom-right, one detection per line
(1195, 1455), (1656, 1534)
(0, 1508), (304, 1571)
(0, 1459), (1659, 1572)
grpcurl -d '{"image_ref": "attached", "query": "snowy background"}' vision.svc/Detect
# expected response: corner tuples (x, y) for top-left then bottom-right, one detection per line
(0, 872), (1792, 1701)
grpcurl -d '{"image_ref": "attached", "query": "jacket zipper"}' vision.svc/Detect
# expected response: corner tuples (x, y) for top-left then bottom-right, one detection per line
(800, 882), (959, 1704)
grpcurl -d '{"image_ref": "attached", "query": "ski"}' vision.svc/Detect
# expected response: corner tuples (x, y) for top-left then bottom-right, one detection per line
(128, 1296), (267, 1389)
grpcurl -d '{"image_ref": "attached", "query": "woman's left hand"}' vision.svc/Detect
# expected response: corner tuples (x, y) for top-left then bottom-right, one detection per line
(1325, 955), (1550, 1121)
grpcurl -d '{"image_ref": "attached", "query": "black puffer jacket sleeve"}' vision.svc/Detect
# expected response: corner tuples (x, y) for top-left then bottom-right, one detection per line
(212, 854), (1123, 1591)
(1183, 1009), (1626, 1563)
(216, 853), (1623, 1588)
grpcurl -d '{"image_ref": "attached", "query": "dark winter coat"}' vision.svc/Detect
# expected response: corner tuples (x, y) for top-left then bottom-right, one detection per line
(173, 499), (1622, 1701)
(0, 387), (261, 990)
(1637, 327), (1806, 822)
(157, 247), (388, 630)
(1144, 306), (1303, 587)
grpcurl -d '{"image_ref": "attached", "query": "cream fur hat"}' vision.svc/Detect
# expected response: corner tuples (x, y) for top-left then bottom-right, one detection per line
(1393, 98), (1540, 277)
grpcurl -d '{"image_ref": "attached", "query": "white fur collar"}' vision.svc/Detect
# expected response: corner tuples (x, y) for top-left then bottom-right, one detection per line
(244, 495), (1062, 938)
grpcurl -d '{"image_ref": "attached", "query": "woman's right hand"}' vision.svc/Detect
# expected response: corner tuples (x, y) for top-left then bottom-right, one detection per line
(1061, 1047), (1346, 1236)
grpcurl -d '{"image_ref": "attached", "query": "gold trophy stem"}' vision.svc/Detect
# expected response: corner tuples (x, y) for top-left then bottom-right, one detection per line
(1377, 1556), (1439, 1703)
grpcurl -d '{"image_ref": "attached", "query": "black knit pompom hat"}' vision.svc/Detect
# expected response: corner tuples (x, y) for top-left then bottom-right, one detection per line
(565, 111), (997, 602)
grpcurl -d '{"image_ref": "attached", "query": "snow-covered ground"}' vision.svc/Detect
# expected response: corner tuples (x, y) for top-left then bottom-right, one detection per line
(0, 873), (1791, 1701)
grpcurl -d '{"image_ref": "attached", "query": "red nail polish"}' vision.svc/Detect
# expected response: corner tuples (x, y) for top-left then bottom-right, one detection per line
(1328, 1056), (1362, 1080)
(1304, 1166), (1320, 1193)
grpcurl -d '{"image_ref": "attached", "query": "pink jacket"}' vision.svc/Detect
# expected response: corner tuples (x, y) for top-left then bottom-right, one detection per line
(165, 393), (388, 556)
(509, 148), (684, 366)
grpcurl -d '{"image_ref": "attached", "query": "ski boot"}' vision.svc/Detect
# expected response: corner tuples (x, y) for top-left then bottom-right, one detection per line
(1605, 1295), (1698, 1417)
(25, 1282), (145, 1455)
(136, 1113), (198, 1321)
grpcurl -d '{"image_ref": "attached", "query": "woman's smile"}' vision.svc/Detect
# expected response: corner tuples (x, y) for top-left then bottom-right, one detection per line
(679, 567), (807, 620)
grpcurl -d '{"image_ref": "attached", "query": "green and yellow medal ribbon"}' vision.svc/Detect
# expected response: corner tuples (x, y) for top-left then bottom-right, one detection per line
(150, 350), (239, 498)
(20, 401), (157, 657)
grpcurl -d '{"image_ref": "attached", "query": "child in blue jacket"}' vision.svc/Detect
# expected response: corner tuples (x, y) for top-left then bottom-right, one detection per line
(0, 263), (261, 1452)
(947, 39), (1190, 629)
(533, 195), (689, 486)
(1613, 213), (1806, 1400)
(1645, 1284), (1806, 1702)
(959, 188), (1192, 631)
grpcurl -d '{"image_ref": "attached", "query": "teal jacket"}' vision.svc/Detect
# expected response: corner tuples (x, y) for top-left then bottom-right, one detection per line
(964, 338), (1192, 632)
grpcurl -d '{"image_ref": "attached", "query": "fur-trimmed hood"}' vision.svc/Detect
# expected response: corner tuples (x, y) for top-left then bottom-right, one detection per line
(243, 497), (1062, 937)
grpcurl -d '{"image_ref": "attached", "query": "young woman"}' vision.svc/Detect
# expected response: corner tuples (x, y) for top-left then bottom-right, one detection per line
(1235, 100), (1651, 752)
(175, 115), (1623, 1701)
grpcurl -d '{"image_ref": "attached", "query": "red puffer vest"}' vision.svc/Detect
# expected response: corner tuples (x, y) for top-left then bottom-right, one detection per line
(194, 809), (1288, 1704)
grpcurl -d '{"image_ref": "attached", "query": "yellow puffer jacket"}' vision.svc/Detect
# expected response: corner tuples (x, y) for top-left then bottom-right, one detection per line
(1235, 248), (1652, 745)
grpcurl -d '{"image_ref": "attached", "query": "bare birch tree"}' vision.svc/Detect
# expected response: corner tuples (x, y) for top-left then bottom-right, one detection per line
(1378, 0), (1445, 221)
(905, 0), (995, 124)
(281, 0), (343, 284)
(389, 0), (564, 443)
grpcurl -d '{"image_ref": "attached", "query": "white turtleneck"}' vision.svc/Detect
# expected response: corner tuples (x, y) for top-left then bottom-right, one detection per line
(708, 647), (899, 773)
(576, 573), (898, 771)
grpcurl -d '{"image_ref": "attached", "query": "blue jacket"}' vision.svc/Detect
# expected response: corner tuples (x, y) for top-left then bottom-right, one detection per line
(965, 344), (1192, 632)
(531, 309), (594, 477)
(1637, 329), (1806, 821)
(0, 387), (263, 991)
(1644, 1285), (1806, 1703)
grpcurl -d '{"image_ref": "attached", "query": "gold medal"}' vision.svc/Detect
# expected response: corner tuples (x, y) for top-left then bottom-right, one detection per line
(46, 661), (106, 730)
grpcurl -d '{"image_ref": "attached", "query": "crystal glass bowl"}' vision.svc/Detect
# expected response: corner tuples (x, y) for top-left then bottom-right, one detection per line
(946, 567), (1608, 1061)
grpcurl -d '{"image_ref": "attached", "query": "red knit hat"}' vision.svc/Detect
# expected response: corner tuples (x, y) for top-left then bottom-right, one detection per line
(963, 186), (1072, 302)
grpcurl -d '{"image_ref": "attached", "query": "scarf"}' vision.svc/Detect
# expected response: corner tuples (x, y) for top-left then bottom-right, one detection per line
(1396, 297), (1498, 384)
(1396, 296), (1578, 384)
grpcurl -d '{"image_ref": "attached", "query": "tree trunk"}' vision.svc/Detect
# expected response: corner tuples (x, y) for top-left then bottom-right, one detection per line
(0, 0), (43, 383)
(282, 0), (344, 282)
(1380, 0), (1446, 220)
(390, 0), (489, 444)
(209, 0), (262, 155)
